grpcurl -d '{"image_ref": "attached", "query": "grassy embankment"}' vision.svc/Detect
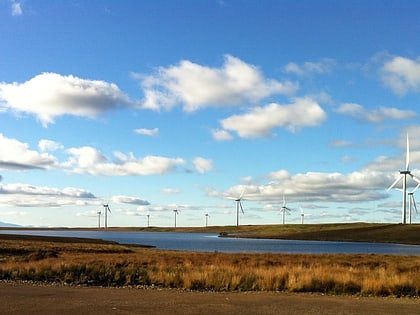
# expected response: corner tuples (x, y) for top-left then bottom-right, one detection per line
(1, 224), (420, 297)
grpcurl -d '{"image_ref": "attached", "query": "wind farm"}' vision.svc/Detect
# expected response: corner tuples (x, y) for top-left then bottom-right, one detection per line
(1, 1), (420, 312)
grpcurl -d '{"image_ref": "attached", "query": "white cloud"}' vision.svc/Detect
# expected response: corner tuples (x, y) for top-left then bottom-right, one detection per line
(111, 195), (150, 206)
(136, 55), (298, 111)
(11, 1), (23, 16)
(381, 56), (420, 95)
(161, 188), (181, 194)
(193, 157), (213, 174)
(211, 129), (233, 141)
(221, 169), (391, 204)
(38, 139), (63, 152)
(0, 134), (58, 170)
(134, 127), (159, 136)
(337, 103), (417, 123)
(0, 73), (134, 126)
(0, 183), (96, 208)
(64, 146), (184, 176)
(284, 58), (335, 76)
(220, 97), (327, 138)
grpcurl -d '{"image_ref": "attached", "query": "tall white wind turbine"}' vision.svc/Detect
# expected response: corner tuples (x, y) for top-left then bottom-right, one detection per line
(387, 134), (420, 224)
(300, 207), (305, 224)
(234, 190), (245, 227)
(97, 211), (101, 229)
(103, 203), (111, 229)
(173, 209), (179, 228)
(280, 194), (291, 224)
(408, 184), (420, 224)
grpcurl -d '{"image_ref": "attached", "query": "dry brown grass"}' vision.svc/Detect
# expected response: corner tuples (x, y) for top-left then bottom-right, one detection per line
(1, 235), (419, 297)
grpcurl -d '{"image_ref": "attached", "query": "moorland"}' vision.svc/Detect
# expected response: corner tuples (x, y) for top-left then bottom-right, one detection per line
(0, 223), (419, 297)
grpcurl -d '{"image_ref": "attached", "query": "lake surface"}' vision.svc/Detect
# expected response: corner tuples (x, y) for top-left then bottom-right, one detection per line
(2, 229), (420, 255)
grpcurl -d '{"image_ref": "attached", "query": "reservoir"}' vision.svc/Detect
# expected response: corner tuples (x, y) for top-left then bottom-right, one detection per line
(1, 229), (420, 255)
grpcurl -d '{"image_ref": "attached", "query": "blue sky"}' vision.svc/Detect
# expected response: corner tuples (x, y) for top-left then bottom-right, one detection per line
(1, 0), (420, 227)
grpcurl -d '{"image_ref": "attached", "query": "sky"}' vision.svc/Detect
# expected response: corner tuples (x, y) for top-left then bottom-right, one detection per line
(1, 0), (420, 228)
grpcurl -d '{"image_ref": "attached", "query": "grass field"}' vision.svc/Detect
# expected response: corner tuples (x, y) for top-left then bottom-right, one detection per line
(1, 225), (419, 297)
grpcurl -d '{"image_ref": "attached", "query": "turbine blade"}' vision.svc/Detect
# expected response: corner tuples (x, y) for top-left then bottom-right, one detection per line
(406, 134), (410, 171)
(412, 195), (418, 215)
(413, 183), (420, 193)
(239, 201), (244, 214)
(387, 174), (404, 191)
(412, 175), (420, 185)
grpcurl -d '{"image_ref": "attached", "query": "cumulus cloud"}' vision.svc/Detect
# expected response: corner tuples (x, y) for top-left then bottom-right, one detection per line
(211, 129), (233, 141)
(38, 139), (63, 152)
(381, 56), (420, 95)
(11, 1), (23, 16)
(219, 97), (327, 138)
(134, 127), (159, 136)
(111, 195), (150, 206)
(0, 183), (96, 208)
(135, 55), (298, 111)
(220, 169), (392, 204)
(0, 134), (58, 170)
(0, 73), (134, 126)
(161, 188), (181, 194)
(284, 58), (335, 76)
(337, 103), (417, 123)
(64, 146), (184, 176)
(193, 157), (213, 174)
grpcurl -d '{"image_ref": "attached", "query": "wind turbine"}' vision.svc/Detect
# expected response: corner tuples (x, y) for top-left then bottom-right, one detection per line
(300, 207), (305, 224)
(173, 209), (179, 228)
(408, 184), (420, 224)
(146, 214), (150, 228)
(97, 211), (101, 229)
(280, 194), (291, 224)
(103, 203), (111, 229)
(234, 190), (245, 227)
(387, 134), (420, 224)
(205, 213), (209, 228)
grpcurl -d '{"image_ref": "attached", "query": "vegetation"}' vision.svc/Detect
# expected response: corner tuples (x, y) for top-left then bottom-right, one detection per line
(0, 234), (419, 297)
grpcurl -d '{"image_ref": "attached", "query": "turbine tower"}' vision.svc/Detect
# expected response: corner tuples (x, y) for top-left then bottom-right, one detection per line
(205, 213), (209, 227)
(97, 211), (101, 229)
(280, 194), (291, 224)
(387, 134), (420, 224)
(173, 209), (179, 228)
(408, 184), (420, 224)
(300, 207), (305, 224)
(234, 190), (245, 227)
(147, 214), (150, 228)
(103, 203), (111, 229)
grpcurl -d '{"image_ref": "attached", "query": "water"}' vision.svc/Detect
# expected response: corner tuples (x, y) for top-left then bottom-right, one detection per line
(1, 229), (420, 255)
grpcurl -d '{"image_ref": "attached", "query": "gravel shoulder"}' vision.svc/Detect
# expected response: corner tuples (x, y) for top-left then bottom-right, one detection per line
(0, 282), (419, 315)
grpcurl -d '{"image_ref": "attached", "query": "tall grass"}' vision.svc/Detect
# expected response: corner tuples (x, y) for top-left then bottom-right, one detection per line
(0, 238), (419, 297)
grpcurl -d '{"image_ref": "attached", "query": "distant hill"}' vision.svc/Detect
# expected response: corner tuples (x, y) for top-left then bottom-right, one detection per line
(0, 221), (22, 228)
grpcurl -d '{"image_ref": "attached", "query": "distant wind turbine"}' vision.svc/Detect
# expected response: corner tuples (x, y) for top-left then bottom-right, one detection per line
(280, 194), (291, 224)
(147, 214), (150, 228)
(408, 184), (420, 224)
(387, 134), (420, 224)
(103, 203), (111, 229)
(234, 190), (245, 227)
(300, 207), (305, 224)
(205, 213), (209, 228)
(173, 209), (179, 228)
(97, 211), (101, 229)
